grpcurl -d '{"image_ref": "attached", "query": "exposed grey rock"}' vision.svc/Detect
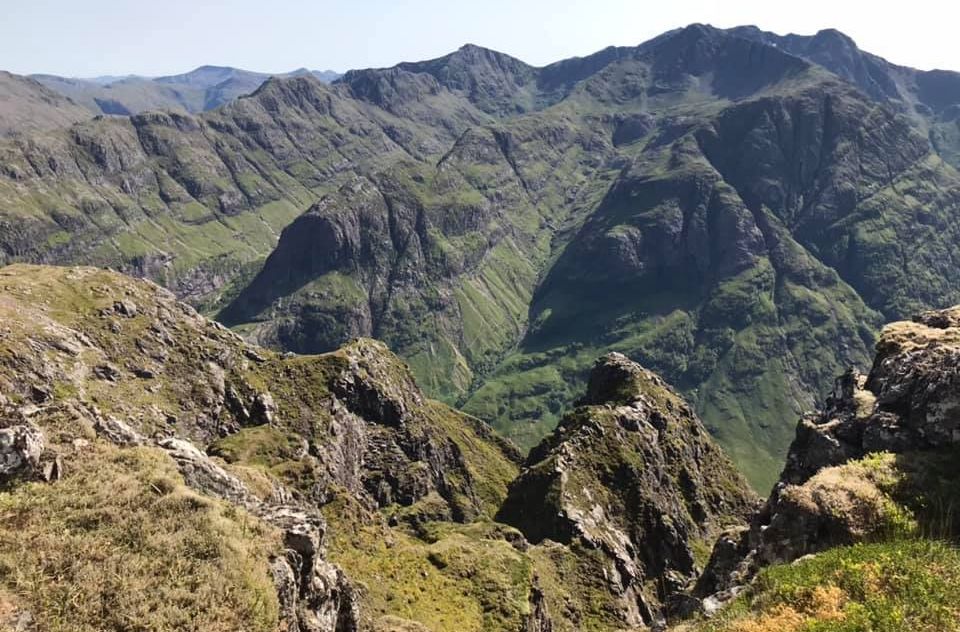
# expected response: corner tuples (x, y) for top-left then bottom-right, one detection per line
(156, 436), (358, 631)
(263, 510), (358, 631)
(39, 453), (64, 482)
(112, 299), (138, 317)
(524, 582), (553, 632)
(158, 437), (257, 509)
(251, 391), (276, 425)
(499, 352), (757, 628)
(298, 559), (358, 632)
(0, 424), (44, 481)
(93, 363), (122, 382)
(699, 305), (960, 599)
(93, 415), (145, 446)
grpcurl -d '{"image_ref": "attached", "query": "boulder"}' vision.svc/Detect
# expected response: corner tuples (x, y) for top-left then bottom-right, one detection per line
(700, 305), (960, 597)
(0, 425), (44, 481)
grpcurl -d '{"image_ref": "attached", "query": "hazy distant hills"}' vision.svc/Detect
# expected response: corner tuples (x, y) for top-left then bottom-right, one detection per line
(32, 65), (342, 115)
(0, 71), (91, 136)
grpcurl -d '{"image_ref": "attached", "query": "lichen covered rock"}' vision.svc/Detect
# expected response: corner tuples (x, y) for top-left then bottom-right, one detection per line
(0, 423), (44, 481)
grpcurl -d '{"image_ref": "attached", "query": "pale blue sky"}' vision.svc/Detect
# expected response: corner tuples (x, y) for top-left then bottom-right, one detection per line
(3, 0), (958, 77)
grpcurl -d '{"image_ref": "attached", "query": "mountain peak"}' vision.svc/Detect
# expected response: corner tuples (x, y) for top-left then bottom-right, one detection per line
(402, 41), (534, 75)
(347, 41), (539, 115)
(581, 352), (660, 406)
(191, 64), (235, 72)
(456, 42), (488, 54)
(810, 27), (857, 46)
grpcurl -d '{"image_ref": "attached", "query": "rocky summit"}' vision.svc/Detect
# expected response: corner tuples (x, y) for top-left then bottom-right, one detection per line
(498, 353), (757, 628)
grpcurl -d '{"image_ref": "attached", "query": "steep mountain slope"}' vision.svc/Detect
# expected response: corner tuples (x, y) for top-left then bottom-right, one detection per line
(499, 353), (757, 627)
(0, 264), (754, 631)
(4, 25), (960, 490)
(32, 66), (342, 116)
(0, 71), (91, 136)
(731, 25), (960, 168)
(0, 72), (487, 305)
(0, 264), (519, 630)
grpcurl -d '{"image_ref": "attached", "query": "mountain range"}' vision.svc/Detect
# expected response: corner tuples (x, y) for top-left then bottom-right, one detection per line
(31, 65), (341, 115)
(1, 24), (960, 490)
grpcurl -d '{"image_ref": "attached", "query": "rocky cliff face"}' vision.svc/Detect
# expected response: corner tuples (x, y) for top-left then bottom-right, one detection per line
(499, 353), (757, 628)
(696, 304), (960, 607)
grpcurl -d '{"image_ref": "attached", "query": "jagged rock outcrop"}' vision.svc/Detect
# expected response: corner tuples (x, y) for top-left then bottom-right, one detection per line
(781, 306), (960, 483)
(698, 304), (960, 601)
(156, 437), (359, 631)
(0, 264), (523, 631)
(498, 353), (757, 628)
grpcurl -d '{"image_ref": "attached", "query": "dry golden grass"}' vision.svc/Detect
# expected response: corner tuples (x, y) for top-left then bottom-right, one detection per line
(0, 441), (282, 632)
(779, 453), (916, 540)
(727, 585), (846, 632)
(881, 315), (960, 352)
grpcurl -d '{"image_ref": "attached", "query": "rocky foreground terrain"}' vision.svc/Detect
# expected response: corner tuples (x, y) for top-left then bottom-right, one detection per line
(0, 264), (754, 631)
(2, 264), (960, 631)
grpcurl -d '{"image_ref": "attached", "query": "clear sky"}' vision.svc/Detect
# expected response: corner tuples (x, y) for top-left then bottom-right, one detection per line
(3, 0), (958, 77)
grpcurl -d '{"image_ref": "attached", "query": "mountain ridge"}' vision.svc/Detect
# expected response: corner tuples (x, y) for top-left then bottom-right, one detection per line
(1, 24), (960, 490)
(0, 70), (92, 136)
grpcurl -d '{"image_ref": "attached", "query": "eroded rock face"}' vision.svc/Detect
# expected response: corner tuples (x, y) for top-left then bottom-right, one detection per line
(699, 305), (960, 599)
(498, 353), (757, 628)
(782, 307), (960, 484)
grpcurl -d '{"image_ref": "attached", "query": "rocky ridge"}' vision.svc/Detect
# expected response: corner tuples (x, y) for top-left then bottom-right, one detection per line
(499, 353), (758, 628)
(0, 264), (760, 631)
